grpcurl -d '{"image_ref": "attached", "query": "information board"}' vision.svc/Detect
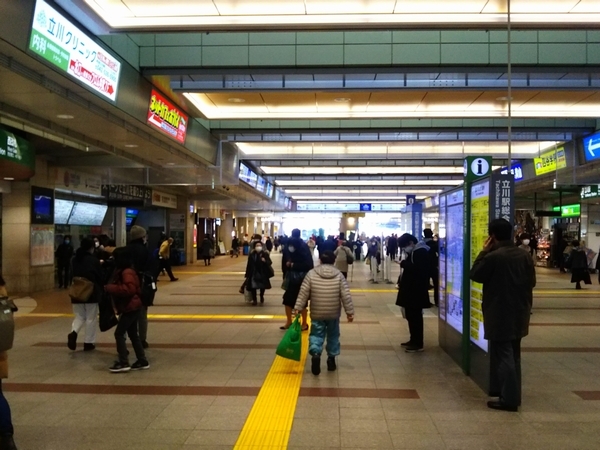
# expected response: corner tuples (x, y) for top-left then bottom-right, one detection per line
(68, 202), (108, 226)
(54, 199), (74, 224)
(239, 163), (258, 187)
(445, 189), (464, 334)
(470, 180), (490, 351)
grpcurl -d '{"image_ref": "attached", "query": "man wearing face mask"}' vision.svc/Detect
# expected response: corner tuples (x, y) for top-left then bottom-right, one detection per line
(245, 241), (273, 305)
(395, 233), (432, 353)
(281, 229), (313, 330)
(55, 235), (74, 289)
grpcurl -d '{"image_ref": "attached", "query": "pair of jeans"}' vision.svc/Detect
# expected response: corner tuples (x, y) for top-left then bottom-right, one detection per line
(114, 310), (146, 364)
(309, 319), (341, 357)
(404, 307), (424, 348)
(0, 381), (13, 437)
(489, 339), (522, 407)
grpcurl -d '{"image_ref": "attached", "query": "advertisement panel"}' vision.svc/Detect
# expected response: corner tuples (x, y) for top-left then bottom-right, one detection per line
(31, 225), (55, 267)
(151, 189), (178, 209)
(469, 180), (490, 352)
(147, 90), (188, 144)
(55, 167), (102, 197)
(534, 147), (567, 176)
(29, 0), (121, 101)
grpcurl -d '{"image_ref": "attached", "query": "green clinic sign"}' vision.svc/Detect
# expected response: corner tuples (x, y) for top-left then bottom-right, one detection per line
(29, 0), (121, 101)
(552, 204), (580, 217)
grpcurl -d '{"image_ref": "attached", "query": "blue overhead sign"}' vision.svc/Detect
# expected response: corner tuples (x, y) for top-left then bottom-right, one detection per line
(500, 163), (524, 181)
(583, 132), (600, 162)
(359, 203), (372, 211)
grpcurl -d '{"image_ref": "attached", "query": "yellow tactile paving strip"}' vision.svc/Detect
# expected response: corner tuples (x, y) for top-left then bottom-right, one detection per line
(234, 325), (309, 450)
(19, 313), (287, 320)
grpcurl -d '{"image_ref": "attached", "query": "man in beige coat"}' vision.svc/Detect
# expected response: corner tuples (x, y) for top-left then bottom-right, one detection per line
(293, 251), (354, 376)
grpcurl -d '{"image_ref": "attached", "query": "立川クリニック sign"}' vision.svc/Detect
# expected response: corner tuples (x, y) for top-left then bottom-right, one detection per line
(29, 0), (121, 101)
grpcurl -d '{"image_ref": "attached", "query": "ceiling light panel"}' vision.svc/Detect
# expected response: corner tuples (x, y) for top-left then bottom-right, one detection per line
(275, 180), (463, 187)
(185, 90), (600, 120)
(238, 141), (560, 158)
(286, 189), (440, 194)
(85, 1), (600, 28)
(260, 166), (466, 175)
(292, 195), (427, 200)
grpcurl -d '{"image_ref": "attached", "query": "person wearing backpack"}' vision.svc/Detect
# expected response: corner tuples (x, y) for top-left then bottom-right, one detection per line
(104, 248), (149, 373)
(68, 238), (104, 352)
(126, 226), (158, 349)
(334, 236), (354, 279)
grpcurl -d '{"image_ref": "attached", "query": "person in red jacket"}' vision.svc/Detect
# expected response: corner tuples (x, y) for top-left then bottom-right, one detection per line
(105, 248), (149, 373)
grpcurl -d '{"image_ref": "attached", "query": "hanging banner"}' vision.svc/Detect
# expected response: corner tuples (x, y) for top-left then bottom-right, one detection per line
(534, 147), (566, 176)
(29, 0), (121, 101)
(491, 174), (515, 225)
(147, 90), (188, 144)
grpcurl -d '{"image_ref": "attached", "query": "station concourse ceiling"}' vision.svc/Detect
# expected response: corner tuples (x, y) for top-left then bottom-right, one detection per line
(4, 0), (600, 209)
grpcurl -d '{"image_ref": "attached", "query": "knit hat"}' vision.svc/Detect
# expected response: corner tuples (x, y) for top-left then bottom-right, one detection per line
(129, 225), (147, 241)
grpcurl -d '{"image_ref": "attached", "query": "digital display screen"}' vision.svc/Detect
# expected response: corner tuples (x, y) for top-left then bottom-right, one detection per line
(265, 183), (274, 198)
(54, 199), (74, 225)
(239, 163), (258, 187)
(256, 177), (267, 193)
(68, 202), (108, 226)
(125, 209), (138, 227)
(31, 186), (54, 224)
(445, 190), (464, 335)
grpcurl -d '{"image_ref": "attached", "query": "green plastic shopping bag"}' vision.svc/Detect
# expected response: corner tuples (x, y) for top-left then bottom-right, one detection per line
(276, 315), (302, 361)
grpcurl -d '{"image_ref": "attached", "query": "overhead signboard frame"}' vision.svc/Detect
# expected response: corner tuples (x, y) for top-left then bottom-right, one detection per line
(147, 89), (188, 144)
(28, 0), (122, 102)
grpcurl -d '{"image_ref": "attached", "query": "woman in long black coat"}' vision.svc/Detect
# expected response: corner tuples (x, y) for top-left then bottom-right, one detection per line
(395, 234), (432, 352)
(245, 241), (273, 305)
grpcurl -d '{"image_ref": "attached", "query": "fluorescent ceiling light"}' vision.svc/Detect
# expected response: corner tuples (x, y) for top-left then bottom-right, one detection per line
(262, 166), (472, 175)
(238, 142), (560, 157)
(275, 180), (462, 187)
(292, 195), (427, 200)
(84, 1), (600, 29)
(286, 189), (440, 195)
(184, 91), (600, 120)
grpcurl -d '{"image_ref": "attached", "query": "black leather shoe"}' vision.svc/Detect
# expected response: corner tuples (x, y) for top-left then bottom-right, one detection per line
(487, 400), (518, 412)
(67, 331), (77, 351)
(311, 355), (321, 376)
(327, 356), (336, 371)
(83, 343), (95, 351)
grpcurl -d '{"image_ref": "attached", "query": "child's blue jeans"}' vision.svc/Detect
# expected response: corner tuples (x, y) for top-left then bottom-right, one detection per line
(309, 319), (340, 357)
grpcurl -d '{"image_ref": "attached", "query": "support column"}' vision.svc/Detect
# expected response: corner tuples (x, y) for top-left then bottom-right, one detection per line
(114, 207), (127, 247)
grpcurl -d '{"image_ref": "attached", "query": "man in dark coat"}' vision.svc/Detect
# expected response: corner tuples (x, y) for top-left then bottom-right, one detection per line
(281, 232), (314, 331)
(126, 225), (158, 349)
(395, 233), (431, 353)
(470, 219), (536, 412)
(387, 234), (398, 261)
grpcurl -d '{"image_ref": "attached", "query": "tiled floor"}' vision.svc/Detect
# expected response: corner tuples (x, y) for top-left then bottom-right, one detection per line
(6, 254), (600, 449)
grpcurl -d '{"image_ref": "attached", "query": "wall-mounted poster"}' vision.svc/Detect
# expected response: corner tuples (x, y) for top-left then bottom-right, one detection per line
(31, 225), (55, 267)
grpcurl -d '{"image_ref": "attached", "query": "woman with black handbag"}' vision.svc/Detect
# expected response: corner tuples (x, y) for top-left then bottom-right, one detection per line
(244, 241), (274, 305)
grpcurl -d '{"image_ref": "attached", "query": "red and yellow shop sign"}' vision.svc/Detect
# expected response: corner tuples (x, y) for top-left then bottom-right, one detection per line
(147, 89), (188, 144)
